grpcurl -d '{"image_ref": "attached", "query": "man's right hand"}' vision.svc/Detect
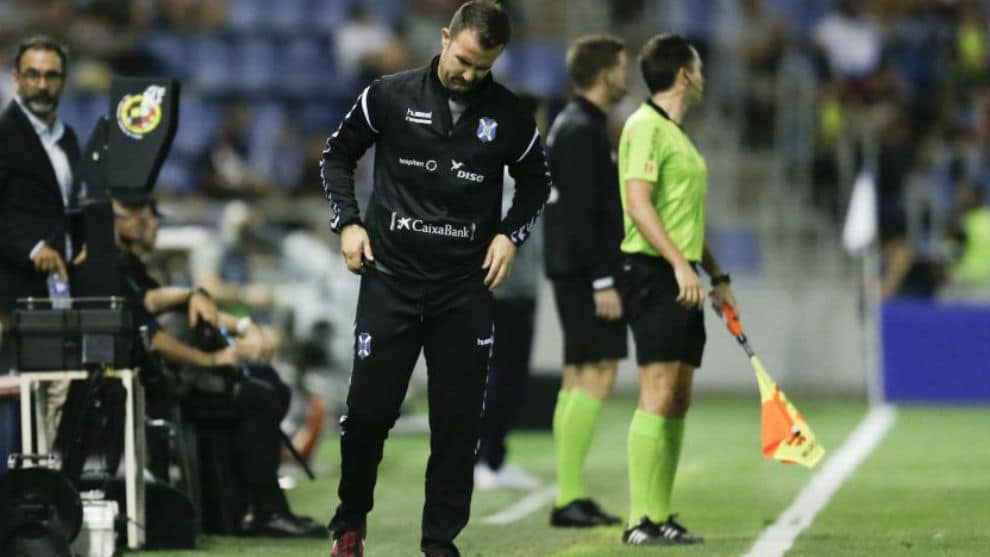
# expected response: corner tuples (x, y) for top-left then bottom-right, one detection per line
(593, 288), (623, 320)
(31, 244), (67, 278)
(341, 224), (374, 274)
(673, 261), (704, 308)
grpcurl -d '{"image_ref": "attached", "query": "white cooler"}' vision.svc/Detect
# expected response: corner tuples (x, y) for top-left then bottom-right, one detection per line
(71, 491), (119, 557)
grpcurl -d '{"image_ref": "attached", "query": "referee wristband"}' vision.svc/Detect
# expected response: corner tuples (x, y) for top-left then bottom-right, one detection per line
(711, 273), (731, 287)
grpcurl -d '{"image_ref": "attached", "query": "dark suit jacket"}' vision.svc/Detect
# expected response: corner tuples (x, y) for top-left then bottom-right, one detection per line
(0, 101), (80, 314)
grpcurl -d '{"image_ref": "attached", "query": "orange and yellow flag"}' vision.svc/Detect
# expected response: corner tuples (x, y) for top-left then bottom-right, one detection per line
(721, 303), (826, 468)
(751, 355), (825, 467)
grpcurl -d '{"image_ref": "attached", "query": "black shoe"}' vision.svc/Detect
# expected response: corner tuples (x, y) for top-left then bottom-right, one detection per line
(622, 515), (704, 545)
(421, 541), (461, 557)
(550, 498), (622, 527)
(331, 526), (366, 557)
(241, 511), (328, 538)
(657, 514), (703, 544)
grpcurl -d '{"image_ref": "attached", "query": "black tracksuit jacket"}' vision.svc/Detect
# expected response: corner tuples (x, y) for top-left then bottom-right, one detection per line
(543, 96), (624, 289)
(320, 57), (551, 282)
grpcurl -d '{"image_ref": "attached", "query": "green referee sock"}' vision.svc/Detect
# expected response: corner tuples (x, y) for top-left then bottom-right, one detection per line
(646, 416), (685, 522)
(552, 389), (570, 462)
(627, 409), (662, 526)
(555, 389), (602, 507)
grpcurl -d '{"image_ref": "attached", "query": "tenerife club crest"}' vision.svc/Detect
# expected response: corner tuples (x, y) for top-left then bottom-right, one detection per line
(115, 85), (166, 139)
(476, 117), (498, 143)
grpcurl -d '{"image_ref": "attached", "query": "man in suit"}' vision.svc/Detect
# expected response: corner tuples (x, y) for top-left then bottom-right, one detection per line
(0, 35), (79, 440)
(0, 35), (80, 320)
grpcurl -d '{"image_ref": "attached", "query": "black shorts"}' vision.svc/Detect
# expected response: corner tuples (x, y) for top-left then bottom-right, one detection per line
(619, 254), (706, 368)
(551, 278), (628, 366)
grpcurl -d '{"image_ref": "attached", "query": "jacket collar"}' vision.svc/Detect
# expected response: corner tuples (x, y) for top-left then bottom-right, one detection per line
(573, 95), (607, 124)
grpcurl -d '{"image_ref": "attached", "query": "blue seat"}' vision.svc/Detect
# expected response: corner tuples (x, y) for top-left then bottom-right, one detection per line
(60, 94), (107, 143)
(226, 0), (266, 32)
(297, 101), (351, 134)
(516, 40), (567, 98)
(366, 0), (407, 26)
(143, 30), (189, 78)
(233, 37), (278, 95)
(270, 0), (309, 33)
(190, 35), (234, 96)
(156, 157), (196, 194)
(281, 38), (331, 97)
(172, 94), (222, 159)
(310, 0), (353, 33)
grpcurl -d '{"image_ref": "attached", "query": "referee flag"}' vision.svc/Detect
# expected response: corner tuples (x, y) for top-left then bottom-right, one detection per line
(719, 302), (826, 468)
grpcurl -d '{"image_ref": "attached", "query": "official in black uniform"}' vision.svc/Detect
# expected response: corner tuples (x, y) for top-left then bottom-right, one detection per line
(320, 2), (550, 556)
(543, 35), (629, 527)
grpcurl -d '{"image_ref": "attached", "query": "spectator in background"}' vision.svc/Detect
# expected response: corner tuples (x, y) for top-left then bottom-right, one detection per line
(336, 5), (412, 85)
(189, 200), (274, 312)
(739, 0), (785, 148)
(813, 0), (883, 85)
(202, 102), (274, 198)
(947, 180), (990, 290)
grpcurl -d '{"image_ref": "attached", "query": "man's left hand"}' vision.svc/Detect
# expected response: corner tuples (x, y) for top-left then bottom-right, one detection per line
(482, 234), (516, 289)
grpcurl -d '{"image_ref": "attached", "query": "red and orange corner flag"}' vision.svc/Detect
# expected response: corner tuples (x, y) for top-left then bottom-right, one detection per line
(721, 303), (826, 468)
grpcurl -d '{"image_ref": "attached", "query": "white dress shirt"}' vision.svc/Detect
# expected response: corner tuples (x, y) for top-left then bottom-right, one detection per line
(15, 96), (74, 260)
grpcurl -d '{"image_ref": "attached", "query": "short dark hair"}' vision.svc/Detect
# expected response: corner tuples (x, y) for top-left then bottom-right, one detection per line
(449, 1), (511, 50)
(566, 35), (625, 90)
(13, 34), (69, 72)
(639, 34), (696, 94)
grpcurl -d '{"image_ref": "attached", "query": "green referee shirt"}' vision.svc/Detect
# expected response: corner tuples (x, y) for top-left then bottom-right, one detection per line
(617, 100), (707, 262)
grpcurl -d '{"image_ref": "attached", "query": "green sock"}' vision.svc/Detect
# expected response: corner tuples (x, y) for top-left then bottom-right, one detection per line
(646, 417), (685, 522)
(552, 390), (570, 463)
(555, 389), (602, 507)
(627, 409), (662, 527)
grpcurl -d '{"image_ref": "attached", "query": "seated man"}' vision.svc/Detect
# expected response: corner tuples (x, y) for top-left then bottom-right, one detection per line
(111, 192), (323, 538)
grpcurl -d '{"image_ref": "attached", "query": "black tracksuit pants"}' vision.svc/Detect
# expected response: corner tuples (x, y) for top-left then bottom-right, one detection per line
(329, 266), (494, 548)
(477, 297), (536, 471)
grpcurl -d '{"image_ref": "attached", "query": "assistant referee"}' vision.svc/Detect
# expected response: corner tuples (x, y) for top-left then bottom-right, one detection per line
(617, 34), (739, 546)
(320, 2), (550, 556)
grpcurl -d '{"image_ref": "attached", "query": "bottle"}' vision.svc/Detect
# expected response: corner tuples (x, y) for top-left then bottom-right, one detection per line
(47, 272), (72, 310)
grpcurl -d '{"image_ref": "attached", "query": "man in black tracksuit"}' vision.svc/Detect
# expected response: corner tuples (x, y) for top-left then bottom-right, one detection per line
(543, 35), (629, 527)
(320, 3), (550, 556)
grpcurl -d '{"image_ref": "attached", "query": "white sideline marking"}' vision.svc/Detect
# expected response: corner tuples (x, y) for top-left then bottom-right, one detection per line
(744, 405), (898, 557)
(481, 484), (558, 525)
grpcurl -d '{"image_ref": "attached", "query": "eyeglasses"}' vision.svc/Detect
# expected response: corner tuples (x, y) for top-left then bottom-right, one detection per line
(20, 70), (65, 84)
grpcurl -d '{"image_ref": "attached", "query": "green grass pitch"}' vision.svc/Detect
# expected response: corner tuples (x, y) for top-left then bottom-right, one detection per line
(134, 398), (989, 556)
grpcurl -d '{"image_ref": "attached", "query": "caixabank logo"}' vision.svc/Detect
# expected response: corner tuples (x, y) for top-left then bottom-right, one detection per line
(116, 85), (166, 139)
(389, 212), (476, 240)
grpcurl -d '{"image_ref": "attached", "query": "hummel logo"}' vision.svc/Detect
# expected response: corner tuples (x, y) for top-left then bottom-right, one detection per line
(451, 159), (465, 171)
(477, 336), (494, 347)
